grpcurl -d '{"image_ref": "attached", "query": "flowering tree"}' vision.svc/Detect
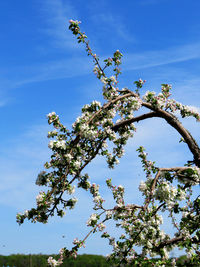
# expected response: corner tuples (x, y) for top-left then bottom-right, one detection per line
(17, 20), (200, 266)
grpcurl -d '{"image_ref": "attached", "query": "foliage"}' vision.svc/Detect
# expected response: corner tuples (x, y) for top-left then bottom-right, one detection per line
(0, 254), (112, 267)
(0, 254), (200, 267)
(17, 20), (200, 266)
(0, 254), (49, 267)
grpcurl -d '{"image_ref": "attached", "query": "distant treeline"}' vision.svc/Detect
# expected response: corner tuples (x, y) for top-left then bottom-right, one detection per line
(0, 254), (110, 267)
(0, 253), (199, 267)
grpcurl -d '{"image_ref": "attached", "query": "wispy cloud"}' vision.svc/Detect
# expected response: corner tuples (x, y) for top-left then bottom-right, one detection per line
(0, 123), (49, 209)
(0, 99), (7, 107)
(39, 0), (81, 50)
(173, 78), (200, 104)
(123, 42), (200, 71)
(0, 56), (92, 91)
(4, 40), (200, 91)
(90, 13), (136, 43)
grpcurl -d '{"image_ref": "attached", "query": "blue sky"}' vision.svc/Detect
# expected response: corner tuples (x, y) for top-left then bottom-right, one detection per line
(0, 0), (200, 257)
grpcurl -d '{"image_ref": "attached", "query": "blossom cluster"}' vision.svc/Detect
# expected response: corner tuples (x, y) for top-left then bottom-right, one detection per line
(143, 84), (200, 121)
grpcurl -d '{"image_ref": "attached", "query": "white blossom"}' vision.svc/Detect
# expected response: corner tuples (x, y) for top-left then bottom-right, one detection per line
(87, 213), (98, 226)
(55, 140), (66, 150)
(47, 257), (60, 267)
(48, 140), (56, 149)
(139, 181), (147, 192)
(64, 153), (73, 161)
(106, 210), (113, 219)
(73, 160), (81, 169)
(36, 192), (44, 205)
(98, 223), (106, 231)
(67, 185), (75, 195)
(93, 195), (103, 203)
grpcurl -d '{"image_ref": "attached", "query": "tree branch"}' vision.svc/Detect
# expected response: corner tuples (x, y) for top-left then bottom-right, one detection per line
(156, 235), (200, 250)
(112, 100), (200, 168)
(112, 111), (160, 131)
(143, 102), (200, 168)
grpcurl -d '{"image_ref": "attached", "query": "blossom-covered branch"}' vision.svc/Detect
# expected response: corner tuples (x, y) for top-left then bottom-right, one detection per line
(17, 20), (200, 267)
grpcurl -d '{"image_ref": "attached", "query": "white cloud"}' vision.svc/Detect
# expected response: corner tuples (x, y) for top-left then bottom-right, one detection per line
(2, 40), (200, 92)
(123, 42), (200, 71)
(40, 0), (81, 50)
(90, 13), (136, 43)
(174, 78), (200, 104)
(0, 56), (92, 91)
(0, 100), (7, 107)
(0, 123), (50, 209)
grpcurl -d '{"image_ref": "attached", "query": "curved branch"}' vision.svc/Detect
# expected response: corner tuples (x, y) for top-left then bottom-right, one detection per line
(143, 103), (200, 167)
(112, 111), (160, 131)
(112, 103), (200, 167)
(156, 235), (200, 250)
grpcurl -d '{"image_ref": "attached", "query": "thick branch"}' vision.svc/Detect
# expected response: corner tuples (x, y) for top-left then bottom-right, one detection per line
(112, 111), (160, 131)
(112, 102), (200, 167)
(143, 102), (200, 168)
(157, 235), (200, 250)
